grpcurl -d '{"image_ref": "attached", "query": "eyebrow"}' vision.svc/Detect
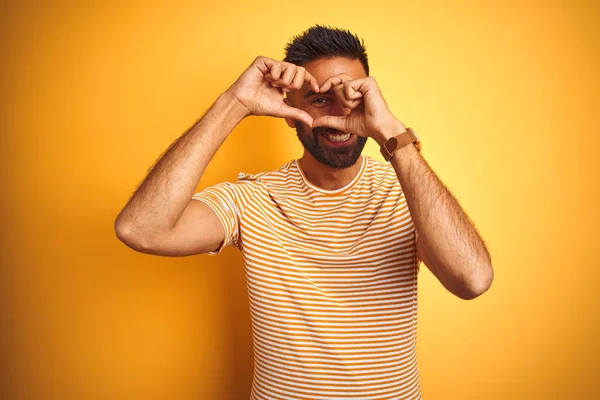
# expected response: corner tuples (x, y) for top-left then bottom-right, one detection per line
(303, 88), (334, 98)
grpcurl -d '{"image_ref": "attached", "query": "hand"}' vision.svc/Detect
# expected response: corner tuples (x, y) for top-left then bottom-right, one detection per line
(312, 74), (405, 144)
(225, 56), (320, 127)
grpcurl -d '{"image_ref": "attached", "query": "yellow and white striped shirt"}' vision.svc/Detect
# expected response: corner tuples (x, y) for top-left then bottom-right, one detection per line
(192, 154), (422, 399)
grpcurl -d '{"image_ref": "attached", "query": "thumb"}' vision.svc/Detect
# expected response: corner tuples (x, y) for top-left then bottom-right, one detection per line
(277, 103), (313, 127)
(312, 115), (347, 131)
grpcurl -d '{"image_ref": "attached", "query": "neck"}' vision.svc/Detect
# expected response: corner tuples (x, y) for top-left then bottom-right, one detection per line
(298, 153), (364, 191)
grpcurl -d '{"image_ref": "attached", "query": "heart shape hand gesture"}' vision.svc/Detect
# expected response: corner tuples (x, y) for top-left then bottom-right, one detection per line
(312, 74), (405, 145)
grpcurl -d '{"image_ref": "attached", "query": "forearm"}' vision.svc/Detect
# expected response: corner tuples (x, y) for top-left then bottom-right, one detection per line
(375, 123), (493, 297)
(115, 90), (248, 242)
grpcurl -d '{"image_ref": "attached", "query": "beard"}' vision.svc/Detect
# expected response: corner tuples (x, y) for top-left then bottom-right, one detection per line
(295, 121), (368, 169)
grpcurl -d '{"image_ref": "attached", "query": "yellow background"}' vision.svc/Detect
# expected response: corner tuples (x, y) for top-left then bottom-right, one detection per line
(1, 0), (598, 399)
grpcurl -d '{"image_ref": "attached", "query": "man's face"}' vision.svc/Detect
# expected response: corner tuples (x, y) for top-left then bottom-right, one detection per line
(284, 57), (368, 169)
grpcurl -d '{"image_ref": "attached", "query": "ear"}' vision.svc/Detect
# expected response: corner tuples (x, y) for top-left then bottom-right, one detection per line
(283, 98), (297, 128)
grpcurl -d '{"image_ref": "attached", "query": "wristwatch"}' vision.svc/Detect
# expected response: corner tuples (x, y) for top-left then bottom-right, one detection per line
(380, 127), (422, 161)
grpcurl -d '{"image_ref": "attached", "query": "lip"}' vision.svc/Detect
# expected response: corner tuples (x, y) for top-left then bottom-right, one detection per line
(319, 132), (356, 147)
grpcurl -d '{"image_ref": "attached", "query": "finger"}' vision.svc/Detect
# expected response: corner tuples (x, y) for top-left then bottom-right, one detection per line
(346, 97), (363, 110)
(274, 64), (296, 92)
(287, 67), (306, 91)
(343, 82), (364, 109)
(334, 84), (359, 109)
(304, 70), (320, 93)
(318, 77), (341, 94)
(312, 115), (347, 131)
(269, 62), (282, 80)
(318, 73), (352, 93)
(345, 82), (363, 100)
(348, 78), (373, 97)
(256, 56), (275, 76)
(275, 64), (295, 85)
(278, 103), (314, 127)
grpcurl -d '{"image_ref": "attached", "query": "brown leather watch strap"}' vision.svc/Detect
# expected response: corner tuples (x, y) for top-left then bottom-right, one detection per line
(380, 127), (422, 161)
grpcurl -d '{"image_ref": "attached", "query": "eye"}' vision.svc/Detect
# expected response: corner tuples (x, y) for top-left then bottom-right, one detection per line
(311, 97), (329, 105)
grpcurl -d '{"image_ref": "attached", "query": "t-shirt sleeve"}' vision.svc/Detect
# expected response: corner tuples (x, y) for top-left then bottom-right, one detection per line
(191, 181), (243, 256)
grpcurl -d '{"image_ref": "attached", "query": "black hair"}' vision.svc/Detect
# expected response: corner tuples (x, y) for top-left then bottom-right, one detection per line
(283, 24), (369, 76)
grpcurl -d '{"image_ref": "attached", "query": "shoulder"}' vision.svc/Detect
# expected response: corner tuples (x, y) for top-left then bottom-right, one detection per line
(235, 159), (300, 188)
(363, 155), (399, 186)
(366, 155), (394, 175)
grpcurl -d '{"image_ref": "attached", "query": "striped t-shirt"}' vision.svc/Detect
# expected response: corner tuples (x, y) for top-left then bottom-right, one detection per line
(192, 154), (422, 400)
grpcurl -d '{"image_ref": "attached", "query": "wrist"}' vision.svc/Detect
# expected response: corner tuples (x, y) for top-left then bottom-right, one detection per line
(219, 90), (251, 120)
(374, 119), (407, 146)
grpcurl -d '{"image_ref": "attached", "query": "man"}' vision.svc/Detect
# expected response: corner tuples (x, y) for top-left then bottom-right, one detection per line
(115, 24), (493, 400)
